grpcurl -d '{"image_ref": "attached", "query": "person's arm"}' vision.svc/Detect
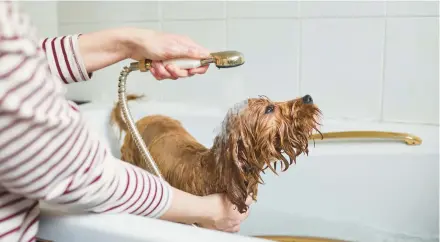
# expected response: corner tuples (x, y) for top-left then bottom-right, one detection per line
(39, 28), (134, 85)
(40, 26), (213, 84)
(39, 35), (94, 84)
(0, 1), (212, 225)
(38, 27), (133, 84)
(75, 28), (133, 73)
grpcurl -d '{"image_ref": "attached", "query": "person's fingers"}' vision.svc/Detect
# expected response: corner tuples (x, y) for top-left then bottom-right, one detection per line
(219, 220), (240, 232)
(151, 63), (205, 80)
(151, 66), (167, 80)
(188, 65), (209, 75)
(165, 64), (190, 79)
(224, 224), (241, 233)
(152, 61), (173, 79)
(164, 65), (180, 79)
(150, 68), (163, 80)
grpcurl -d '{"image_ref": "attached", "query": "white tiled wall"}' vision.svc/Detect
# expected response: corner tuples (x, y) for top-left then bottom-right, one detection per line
(301, 18), (385, 120)
(19, 1), (58, 37)
(22, 1), (439, 125)
(383, 17), (439, 124)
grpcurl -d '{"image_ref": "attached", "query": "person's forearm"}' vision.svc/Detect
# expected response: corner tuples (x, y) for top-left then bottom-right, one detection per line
(77, 27), (133, 73)
(159, 187), (212, 225)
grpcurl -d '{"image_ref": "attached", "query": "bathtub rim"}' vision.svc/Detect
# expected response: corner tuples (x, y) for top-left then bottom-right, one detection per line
(77, 101), (439, 157)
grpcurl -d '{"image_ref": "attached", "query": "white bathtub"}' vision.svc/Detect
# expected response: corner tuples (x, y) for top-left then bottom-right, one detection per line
(38, 101), (439, 242)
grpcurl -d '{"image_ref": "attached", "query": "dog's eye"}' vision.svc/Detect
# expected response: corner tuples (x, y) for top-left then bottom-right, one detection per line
(265, 105), (275, 114)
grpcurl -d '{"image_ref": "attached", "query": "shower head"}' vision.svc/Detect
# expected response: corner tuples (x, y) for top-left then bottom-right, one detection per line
(130, 50), (245, 72)
(201, 50), (245, 68)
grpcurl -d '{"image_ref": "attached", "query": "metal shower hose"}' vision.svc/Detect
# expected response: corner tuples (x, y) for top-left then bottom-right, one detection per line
(117, 65), (164, 179)
(118, 64), (199, 227)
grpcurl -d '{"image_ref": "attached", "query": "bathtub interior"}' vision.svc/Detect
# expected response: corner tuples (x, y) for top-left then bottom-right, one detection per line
(77, 101), (439, 242)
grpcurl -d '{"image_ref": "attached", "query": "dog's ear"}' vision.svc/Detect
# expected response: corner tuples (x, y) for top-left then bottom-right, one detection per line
(225, 113), (267, 186)
(214, 113), (252, 213)
(222, 114), (245, 174)
(223, 114), (253, 173)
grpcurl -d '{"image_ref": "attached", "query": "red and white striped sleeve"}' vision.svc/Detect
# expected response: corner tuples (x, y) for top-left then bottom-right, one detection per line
(0, 2), (172, 240)
(39, 34), (93, 84)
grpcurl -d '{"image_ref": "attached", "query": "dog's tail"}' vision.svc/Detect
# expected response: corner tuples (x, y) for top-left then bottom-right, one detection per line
(110, 94), (145, 137)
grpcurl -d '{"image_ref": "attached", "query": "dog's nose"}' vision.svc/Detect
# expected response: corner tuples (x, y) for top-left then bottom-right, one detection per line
(302, 94), (313, 104)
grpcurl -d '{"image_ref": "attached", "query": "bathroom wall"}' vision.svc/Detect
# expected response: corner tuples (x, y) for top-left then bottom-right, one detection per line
(23, 1), (439, 125)
(19, 1), (58, 37)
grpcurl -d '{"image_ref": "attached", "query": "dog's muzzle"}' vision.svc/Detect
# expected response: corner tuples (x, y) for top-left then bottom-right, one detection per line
(302, 94), (313, 104)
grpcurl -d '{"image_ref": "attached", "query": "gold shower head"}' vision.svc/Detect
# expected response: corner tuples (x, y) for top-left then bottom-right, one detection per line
(129, 50), (245, 72)
(200, 50), (245, 68)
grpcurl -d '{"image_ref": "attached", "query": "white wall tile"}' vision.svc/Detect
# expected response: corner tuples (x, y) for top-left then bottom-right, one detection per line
(227, 19), (300, 103)
(300, 18), (386, 120)
(20, 1), (58, 24)
(58, 1), (159, 24)
(227, 1), (298, 18)
(59, 22), (161, 36)
(162, 1), (225, 20)
(34, 25), (59, 38)
(60, 22), (163, 103)
(300, 1), (386, 17)
(144, 70), (232, 108)
(19, 1), (58, 36)
(387, 1), (439, 16)
(382, 17), (439, 124)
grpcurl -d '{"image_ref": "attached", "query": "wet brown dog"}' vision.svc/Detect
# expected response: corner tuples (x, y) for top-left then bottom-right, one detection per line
(110, 94), (321, 214)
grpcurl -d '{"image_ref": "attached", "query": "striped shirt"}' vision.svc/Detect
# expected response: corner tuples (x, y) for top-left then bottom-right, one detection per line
(0, 2), (172, 241)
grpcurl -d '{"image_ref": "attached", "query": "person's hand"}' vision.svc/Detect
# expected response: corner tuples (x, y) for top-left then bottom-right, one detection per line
(125, 28), (211, 81)
(197, 194), (253, 233)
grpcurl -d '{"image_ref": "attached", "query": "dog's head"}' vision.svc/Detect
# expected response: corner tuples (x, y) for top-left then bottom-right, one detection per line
(212, 94), (322, 213)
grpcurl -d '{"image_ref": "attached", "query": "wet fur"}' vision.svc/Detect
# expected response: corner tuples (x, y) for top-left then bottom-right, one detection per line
(110, 94), (322, 213)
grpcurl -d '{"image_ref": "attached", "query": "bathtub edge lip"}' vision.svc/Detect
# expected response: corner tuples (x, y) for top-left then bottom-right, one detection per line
(78, 102), (440, 156)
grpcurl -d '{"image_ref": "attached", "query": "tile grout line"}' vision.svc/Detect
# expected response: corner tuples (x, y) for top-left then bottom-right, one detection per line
(224, 0), (229, 51)
(379, 2), (389, 122)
